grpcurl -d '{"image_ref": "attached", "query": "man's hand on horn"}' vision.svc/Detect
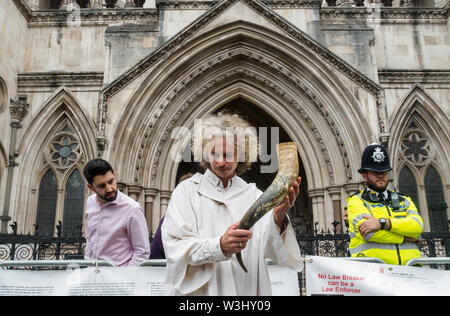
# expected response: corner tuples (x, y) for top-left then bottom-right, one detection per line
(220, 222), (252, 257)
(273, 177), (301, 233)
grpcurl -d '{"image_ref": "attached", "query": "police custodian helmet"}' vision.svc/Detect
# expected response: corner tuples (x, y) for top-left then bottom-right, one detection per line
(358, 143), (392, 174)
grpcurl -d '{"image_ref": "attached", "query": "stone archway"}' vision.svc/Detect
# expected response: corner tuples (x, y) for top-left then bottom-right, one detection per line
(107, 21), (377, 233)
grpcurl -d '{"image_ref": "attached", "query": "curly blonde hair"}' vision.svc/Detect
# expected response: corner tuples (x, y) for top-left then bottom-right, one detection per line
(192, 112), (258, 175)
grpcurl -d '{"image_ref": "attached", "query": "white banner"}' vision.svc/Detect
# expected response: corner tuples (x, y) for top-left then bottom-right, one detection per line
(305, 256), (450, 296)
(0, 263), (298, 296)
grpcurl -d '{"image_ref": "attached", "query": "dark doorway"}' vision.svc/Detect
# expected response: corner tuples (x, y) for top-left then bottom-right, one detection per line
(175, 98), (313, 234)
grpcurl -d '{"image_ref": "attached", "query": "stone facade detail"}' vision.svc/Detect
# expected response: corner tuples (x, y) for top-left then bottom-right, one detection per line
(0, 0), (448, 234)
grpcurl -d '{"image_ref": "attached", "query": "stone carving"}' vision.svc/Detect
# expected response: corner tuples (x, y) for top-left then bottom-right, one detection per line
(401, 131), (431, 166)
(46, 132), (82, 170)
(9, 98), (29, 127)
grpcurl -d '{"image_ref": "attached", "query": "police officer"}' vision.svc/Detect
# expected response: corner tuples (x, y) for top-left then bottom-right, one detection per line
(347, 144), (424, 265)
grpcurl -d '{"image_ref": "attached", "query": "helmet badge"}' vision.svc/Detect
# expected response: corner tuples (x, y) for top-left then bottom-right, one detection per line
(372, 147), (385, 163)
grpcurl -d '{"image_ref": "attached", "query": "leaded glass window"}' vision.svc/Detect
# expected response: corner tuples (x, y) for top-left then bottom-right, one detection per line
(63, 170), (85, 237)
(425, 166), (449, 233)
(398, 166), (420, 212)
(35, 170), (58, 236)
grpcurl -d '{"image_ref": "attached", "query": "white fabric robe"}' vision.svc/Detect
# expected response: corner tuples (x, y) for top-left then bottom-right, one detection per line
(162, 169), (303, 296)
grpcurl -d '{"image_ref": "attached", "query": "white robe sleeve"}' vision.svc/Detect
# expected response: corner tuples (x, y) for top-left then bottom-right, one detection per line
(259, 211), (303, 272)
(162, 182), (228, 295)
(253, 188), (303, 272)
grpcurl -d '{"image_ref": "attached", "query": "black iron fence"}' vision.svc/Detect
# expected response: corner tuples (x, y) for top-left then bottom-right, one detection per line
(294, 220), (450, 258)
(296, 231), (450, 258)
(1, 224), (448, 261)
(0, 234), (86, 261)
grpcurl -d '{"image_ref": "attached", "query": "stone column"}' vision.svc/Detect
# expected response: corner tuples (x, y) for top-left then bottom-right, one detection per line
(328, 186), (343, 232)
(1, 98), (29, 233)
(117, 182), (127, 195)
(159, 190), (172, 218)
(418, 184), (430, 232)
(308, 189), (325, 232)
(344, 182), (360, 197)
(127, 185), (142, 202)
(144, 188), (157, 235)
(92, 0), (104, 8)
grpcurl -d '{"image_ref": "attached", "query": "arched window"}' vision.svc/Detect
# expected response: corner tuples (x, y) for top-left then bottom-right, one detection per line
(35, 170), (58, 236)
(425, 166), (448, 232)
(398, 166), (420, 212)
(30, 119), (88, 236)
(62, 170), (85, 237)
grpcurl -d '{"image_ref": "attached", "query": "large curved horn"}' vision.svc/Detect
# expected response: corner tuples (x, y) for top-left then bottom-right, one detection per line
(236, 142), (299, 273)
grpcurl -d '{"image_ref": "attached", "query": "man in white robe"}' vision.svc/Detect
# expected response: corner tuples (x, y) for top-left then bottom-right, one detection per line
(162, 113), (303, 296)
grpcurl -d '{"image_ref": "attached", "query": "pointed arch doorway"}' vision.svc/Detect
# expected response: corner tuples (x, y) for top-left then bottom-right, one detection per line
(175, 97), (313, 234)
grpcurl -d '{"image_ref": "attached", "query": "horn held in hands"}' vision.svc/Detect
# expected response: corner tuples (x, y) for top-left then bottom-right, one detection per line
(236, 142), (299, 273)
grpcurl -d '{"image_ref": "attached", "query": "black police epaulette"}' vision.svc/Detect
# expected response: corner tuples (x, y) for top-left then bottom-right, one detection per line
(394, 191), (407, 197)
(390, 191), (408, 200)
(348, 191), (360, 198)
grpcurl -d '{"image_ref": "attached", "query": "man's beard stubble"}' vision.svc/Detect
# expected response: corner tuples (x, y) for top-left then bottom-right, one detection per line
(100, 190), (118, 202)
(366, 179), (388, 193)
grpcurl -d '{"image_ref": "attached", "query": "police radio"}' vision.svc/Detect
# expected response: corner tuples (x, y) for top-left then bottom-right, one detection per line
(391, 192), (400, 210)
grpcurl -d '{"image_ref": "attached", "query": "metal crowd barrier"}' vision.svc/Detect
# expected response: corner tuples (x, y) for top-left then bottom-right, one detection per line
(137, 259), (279, 266)
(138, 259), (167, 267)
(0, 260), (116, 269)
(405, 257), (450, 267)
(4, 257), (449, 269)
(333, 257), (386, 264)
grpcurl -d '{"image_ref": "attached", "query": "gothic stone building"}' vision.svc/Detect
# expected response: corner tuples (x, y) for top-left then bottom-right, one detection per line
(0, 0), (449, 237)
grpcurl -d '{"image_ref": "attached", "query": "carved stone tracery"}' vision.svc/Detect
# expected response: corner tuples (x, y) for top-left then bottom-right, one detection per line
(399, 118), (436, 170)
(46, 132), (82, 170)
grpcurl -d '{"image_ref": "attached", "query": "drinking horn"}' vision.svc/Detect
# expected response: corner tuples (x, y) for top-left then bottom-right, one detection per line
(236, 142), (299, 273)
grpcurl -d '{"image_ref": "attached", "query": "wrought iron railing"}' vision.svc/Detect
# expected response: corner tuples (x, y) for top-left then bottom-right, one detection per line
(296, 231), (450, 259)
(1, 220), (448, 261)
(0, 234), (86, 261)
(1, 231), (448, 262)
(295, 222), (450, 259)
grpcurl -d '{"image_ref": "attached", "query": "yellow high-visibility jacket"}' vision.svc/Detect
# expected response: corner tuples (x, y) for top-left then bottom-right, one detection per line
(347, 189), (424, 265)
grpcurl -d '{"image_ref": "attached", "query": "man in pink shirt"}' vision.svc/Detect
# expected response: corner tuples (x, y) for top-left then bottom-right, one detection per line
(83, 158), (150, 266)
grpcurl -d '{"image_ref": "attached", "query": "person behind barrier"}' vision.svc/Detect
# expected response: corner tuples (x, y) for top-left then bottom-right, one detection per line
(83, 158), (150, 266)
(347, 144), (424, 265)
(149, 173), (194, 260)
(343, 206), (349, 229)
(162, 113), (303, 295)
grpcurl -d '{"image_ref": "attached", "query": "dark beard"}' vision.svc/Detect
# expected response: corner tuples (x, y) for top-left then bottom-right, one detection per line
(101, 190), (118, 202)
(367, 181), (387, 193)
